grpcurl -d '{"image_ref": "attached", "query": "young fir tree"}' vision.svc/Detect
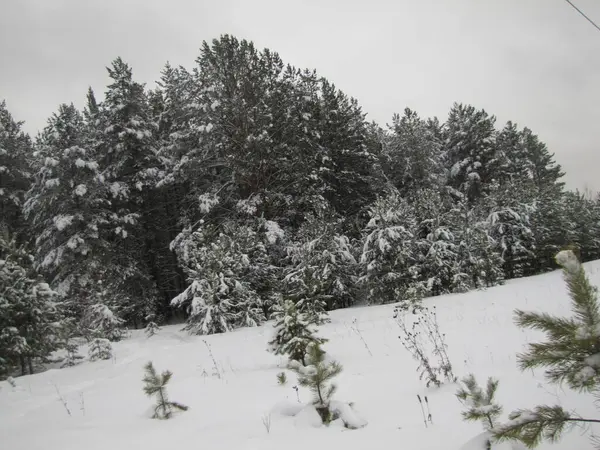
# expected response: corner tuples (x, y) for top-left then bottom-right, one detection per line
(268, 299), (327, 365)
(288, 343), (343, 424)
(142, 361), (188, 419)
(493, 250), (600, 447)
(456, 374), (503, 450)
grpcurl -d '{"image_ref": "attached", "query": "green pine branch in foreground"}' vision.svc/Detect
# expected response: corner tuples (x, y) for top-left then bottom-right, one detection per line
(492, 250), (600, 447)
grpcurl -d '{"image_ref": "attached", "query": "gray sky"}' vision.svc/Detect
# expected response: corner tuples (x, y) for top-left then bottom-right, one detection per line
(1, 0), (599, 192)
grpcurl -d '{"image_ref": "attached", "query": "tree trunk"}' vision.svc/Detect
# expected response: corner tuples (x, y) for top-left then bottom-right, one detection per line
(20, 355), (26, 376)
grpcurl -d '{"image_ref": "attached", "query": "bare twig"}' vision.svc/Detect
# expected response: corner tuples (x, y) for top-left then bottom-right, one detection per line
(52, 383), (71, 417)
(417, 394), (428, 428)
(351, 319), (373, 357)
(262, 413), (272, 433)
(203, 340), (222, 379)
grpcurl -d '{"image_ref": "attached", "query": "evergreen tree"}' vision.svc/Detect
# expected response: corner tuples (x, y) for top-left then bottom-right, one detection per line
(171, 221), (265, 334)
(0, 101), (33, 238)
(457, 374), (503, 429)
(284, 212), (357, 313)
(94, 58), (163, 323)
(359, 191), (424, 304)
(24, 104), (152, 328)
(486, 181), (535, 279)
(0, 230), (64, 376)
(494, 250), (600, 447)
(382, 108), (444, 196)
(142, 361), (188, 419)
(447, 194), (504, 290)
(82, 302), (125, 342)
(443, 104), (499, 203)
(316, 80), (381, 216)
(88, 338), (112, 361)
(268, 298), (326, 365)
(288, 343), (343, 424)
(456, 374), (503, 450)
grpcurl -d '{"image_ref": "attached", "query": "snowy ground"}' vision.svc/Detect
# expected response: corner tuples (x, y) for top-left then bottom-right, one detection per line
(3, 263), (600, 450)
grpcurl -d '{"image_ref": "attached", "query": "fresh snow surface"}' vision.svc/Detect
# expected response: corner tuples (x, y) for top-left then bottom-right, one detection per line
(3, 262), (600, 450)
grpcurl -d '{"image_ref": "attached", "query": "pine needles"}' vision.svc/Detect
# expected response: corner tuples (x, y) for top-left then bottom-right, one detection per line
(142, 361), (188, 419)
(456, 374), (502, 430)
(492, 250), (600, 447)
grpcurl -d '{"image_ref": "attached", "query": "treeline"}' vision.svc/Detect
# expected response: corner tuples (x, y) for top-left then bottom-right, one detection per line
(1, 35), (599, 376)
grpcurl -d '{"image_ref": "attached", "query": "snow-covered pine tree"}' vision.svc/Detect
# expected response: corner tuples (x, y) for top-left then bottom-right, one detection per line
(284, 212), (357, 316)
(268, 298), (327, 365)
(93, 57), (163, 325)
(493, 250), (600, 447)
(88, 338), (112, 361)
(82, 302), (125, 342)
(0, 101), (33, 238)
(24, 104), (127, 326)
(456, 374), (503, 450)
(447, 193), (504, 291)
(410, 188), (462, 296)
(315, 79), (381, 217)
(457, 374), (503, 430)
(518, 127), (566, 274)
(359, 190), (424, 305)
(288, 342), (343, 424)
(382, 108), (444, 197)
(142, 361), (188, 419)
(145, 321), (160, 338)
(171, 221), (265, 335)
(485, 181), (535, 279)
(0, 230), (64, 376)
(443, 103), (499, 203)
(562, 191), (600, 264)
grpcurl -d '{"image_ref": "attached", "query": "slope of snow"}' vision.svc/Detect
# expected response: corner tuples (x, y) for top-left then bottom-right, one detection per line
(3, 262), (600, 450)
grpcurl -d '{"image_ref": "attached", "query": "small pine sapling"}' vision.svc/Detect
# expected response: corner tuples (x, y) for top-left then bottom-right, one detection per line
(456, 374), (503, 438)
(88, 338), (112, 361)
(61, 339), (83, 368)
(276, 371), (287, 385)
(145, 321), (160, 338)
(288, 343), (343, 424)
(494, 250), (600, 447)
(142, 362), (188, 419)
(269, 299), (326, 366)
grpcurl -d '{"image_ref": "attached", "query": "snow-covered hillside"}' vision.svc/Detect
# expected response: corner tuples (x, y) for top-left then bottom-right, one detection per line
(2, 263), (600, 450)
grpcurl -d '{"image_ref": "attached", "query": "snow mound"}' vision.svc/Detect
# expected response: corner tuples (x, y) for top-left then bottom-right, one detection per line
(330, 401), (368, 429)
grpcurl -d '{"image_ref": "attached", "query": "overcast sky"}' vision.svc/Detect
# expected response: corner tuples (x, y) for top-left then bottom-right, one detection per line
(1, 0), (599, 192)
